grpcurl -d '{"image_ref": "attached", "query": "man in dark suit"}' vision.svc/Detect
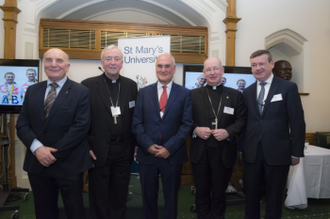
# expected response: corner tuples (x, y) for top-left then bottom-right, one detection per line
(239, 50), (305, 219)
(132, 53), (192, 219)
(16, 48), (92, 219)
(190, 57), (246, 219)
(81, 45), (138, 219)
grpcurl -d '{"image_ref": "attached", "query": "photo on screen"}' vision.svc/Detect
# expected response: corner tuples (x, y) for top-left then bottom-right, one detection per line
(0, 59), (40, 114)
(183, 65), (255, 91)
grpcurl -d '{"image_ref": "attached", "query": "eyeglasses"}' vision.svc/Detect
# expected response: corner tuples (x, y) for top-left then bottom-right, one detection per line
(157, 64), (171, 69)
(103, 56), (121, 63)
(204, 67), (221, 73)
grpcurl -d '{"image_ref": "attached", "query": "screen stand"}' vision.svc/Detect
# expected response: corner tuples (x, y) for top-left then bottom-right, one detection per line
(0, 114), (29, 219)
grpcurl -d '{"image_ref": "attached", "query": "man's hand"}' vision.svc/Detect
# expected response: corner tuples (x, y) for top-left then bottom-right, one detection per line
(195, 127), (212, 140)
(89, 150), (97, 160)
(212, 129), (229, 141)
(155, 147), (171, 159)
(291, 157), (300, 166)
(147, 144), (162, 156)
(35, 146), (57, 167)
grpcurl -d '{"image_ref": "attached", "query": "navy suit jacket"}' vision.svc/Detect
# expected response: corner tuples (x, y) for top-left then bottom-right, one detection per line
(132, 82), (192, 165)
(238, 76), (305, 165)
(16, 78), (93, 177)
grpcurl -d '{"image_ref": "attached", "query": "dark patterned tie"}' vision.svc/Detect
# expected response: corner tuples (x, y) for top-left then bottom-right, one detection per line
(257, 82), (266, 115)
(44, 83), (58, 120)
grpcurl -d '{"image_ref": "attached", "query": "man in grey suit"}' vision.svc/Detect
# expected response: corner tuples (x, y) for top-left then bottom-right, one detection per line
(239, 50), (305, 219)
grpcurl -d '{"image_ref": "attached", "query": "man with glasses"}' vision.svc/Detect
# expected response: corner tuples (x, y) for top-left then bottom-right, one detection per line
(132, 53), (192, 219)
(81, 45), (138, 219)
(190, 57), (246, 219)
(239, 50), (305, 219)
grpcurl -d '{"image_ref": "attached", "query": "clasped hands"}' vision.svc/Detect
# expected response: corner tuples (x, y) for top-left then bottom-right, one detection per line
(195, 127), (229, 141)
(147, 144), (170, 159)
(35, 146), (57, 167)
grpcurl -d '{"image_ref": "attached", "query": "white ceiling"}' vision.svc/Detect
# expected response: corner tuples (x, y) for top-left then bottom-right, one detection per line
(34, 0), (210, 27)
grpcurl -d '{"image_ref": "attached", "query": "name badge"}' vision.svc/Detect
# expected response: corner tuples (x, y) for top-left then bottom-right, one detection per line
(224, 106), (234, 115)
(271, 94), (283, 102)
(129, 100), (135, 108)
(111, 106), (121, 116)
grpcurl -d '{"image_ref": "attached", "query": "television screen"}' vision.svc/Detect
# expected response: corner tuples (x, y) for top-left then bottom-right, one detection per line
(183, 65), (256, 92)
(0, 59), (40, 114)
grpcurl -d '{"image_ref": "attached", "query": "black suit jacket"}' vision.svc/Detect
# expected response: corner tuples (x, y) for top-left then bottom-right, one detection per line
(190, 86), (246, 168)
(16, 78), (93, 177)
(239, 76), (305, 165)
(81, 74), (138, 166)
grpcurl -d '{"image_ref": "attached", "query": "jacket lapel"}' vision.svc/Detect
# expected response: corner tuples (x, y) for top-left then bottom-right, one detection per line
(249, 82), (259, 116)
(162, 82), (178, 119)
(198, 87), (209, 120)
(95, 75), (111, 113)
(263, 77), (280, 115)
(118, 77), (128, 115)
(149, 83), (160, 118)
(217, 88), (231, 122)
(38, 81), (48, 122)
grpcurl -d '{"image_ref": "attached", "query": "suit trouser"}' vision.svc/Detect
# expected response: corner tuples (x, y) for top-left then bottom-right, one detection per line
(88, 152), (131, 219)
(28, 171), (85, 219)
(139, 158), (183, 219)
(192, 146), (233, 219)
(243, 143), (289, 219)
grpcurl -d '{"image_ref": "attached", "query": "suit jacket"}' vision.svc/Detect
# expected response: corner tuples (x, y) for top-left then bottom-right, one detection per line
(81, 74), (138, 166)
(16, 78), (93, 177)
(190, 86), (246, 168)
(239, 76), (305, 165)
(132, 82), (192, 165)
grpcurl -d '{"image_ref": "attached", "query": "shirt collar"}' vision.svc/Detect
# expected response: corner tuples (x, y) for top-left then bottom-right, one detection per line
(258, 74), (274, 85)
(47, 76), (67, 88)
(104, 73), (121, 83)
(158, 81), (173, 89)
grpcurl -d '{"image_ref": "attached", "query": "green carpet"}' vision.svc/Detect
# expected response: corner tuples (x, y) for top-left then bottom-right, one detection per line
(1, 179), (330, 219)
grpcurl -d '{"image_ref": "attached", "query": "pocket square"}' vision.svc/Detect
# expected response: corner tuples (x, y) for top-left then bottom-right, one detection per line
(271, 94), (283, 102)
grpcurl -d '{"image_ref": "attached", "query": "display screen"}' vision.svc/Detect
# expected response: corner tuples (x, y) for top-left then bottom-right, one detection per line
(0, 59), (40, 114)
(183, 65), (255, 92)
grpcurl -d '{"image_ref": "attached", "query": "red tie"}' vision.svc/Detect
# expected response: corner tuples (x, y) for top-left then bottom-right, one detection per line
(159, 86), (167, 113)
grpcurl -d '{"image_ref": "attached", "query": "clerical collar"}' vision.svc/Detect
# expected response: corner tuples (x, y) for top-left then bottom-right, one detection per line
(104, 73), (121, 83)
(206, 83), (222, 90)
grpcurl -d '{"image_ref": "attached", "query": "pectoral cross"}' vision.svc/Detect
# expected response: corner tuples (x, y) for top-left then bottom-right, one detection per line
(113, 115), (118, 124)
(212, 118), (218, 130)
